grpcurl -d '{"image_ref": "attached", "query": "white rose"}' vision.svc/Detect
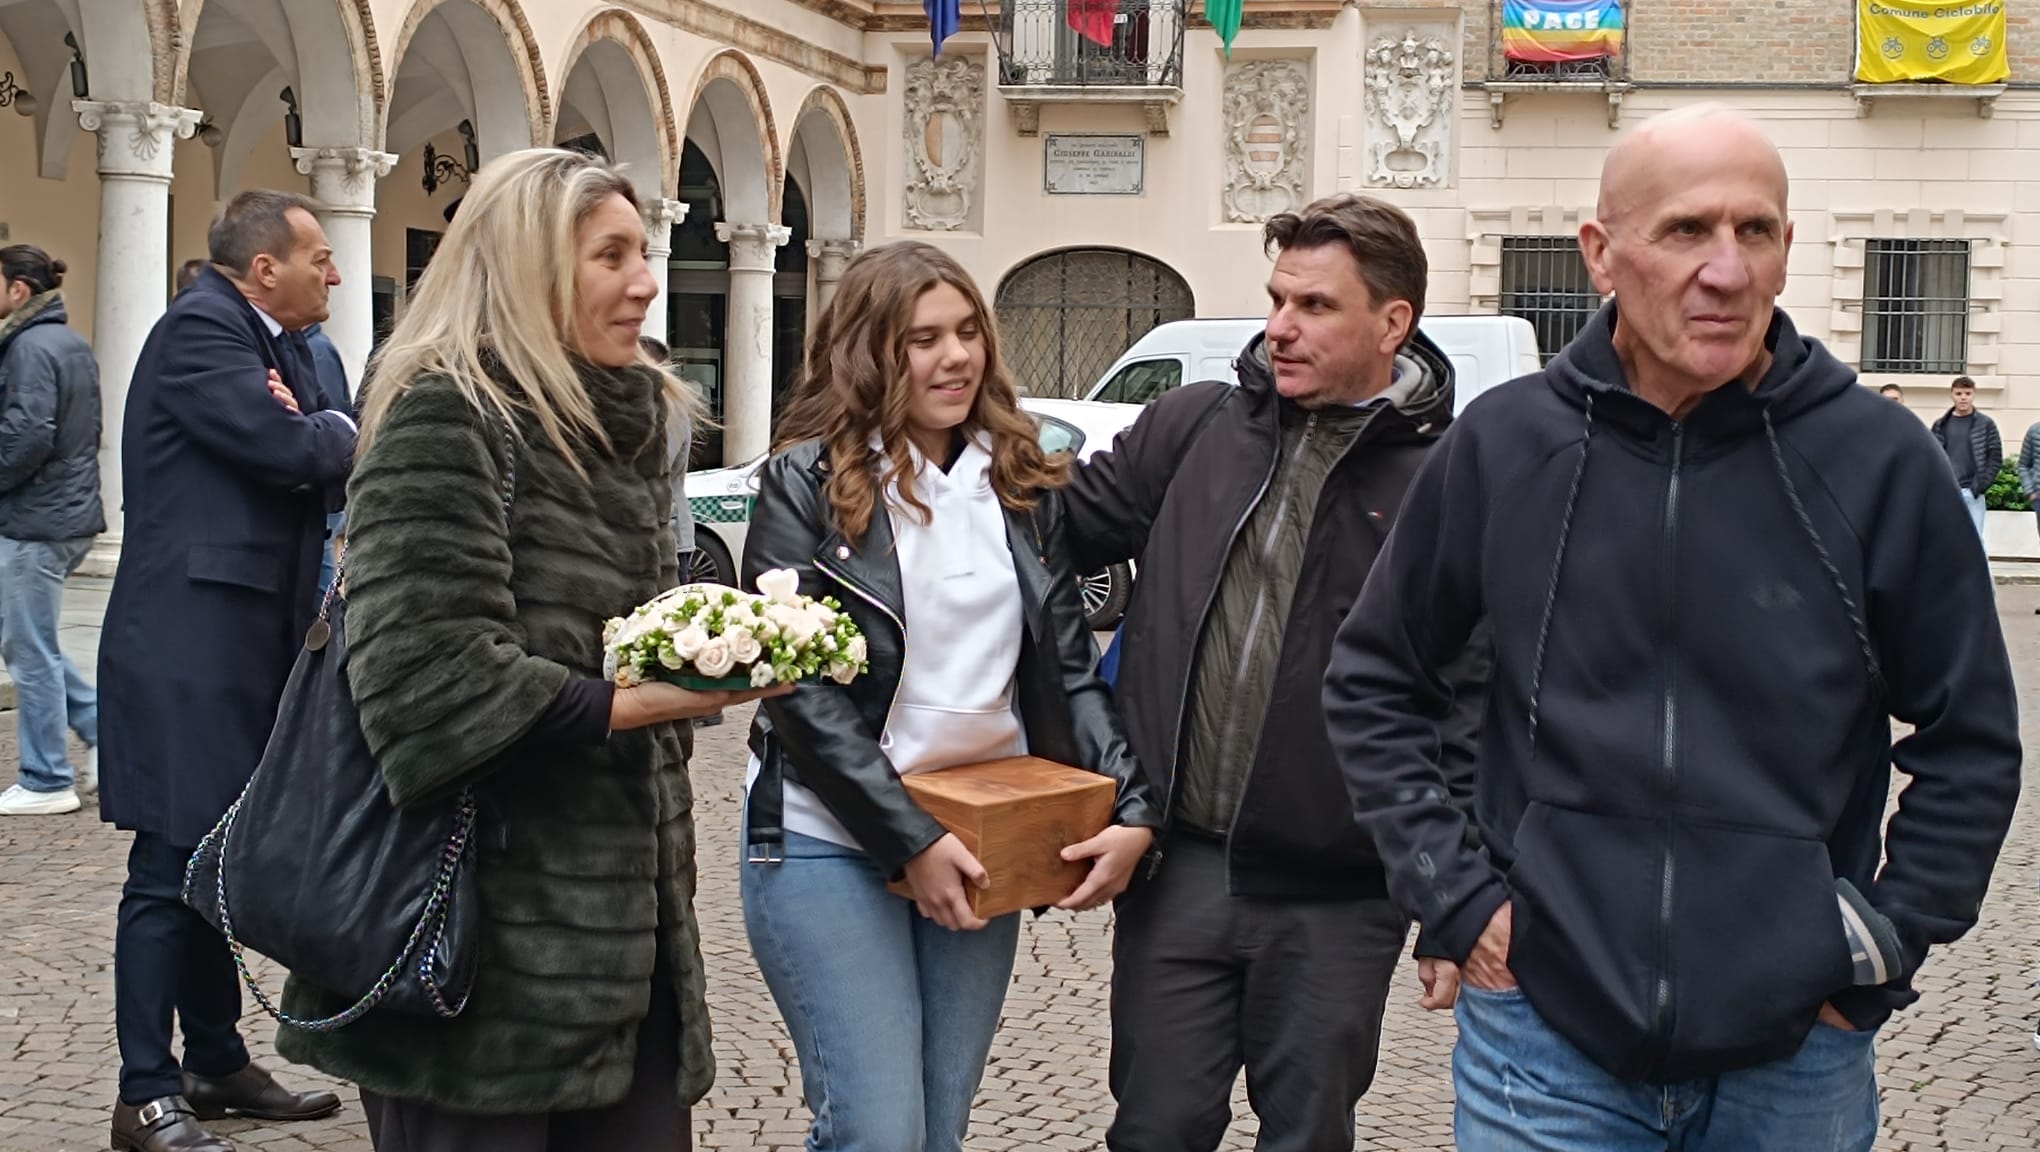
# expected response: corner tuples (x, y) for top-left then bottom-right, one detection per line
(695, 637), (736, 679)
(750, 662), (778, 688)
(828, 661), (857, 685)
(757, 567), (802, 605)
(775, 607), (820, 645)
(729, 631), (763, 666)
(672, 624), (710, 661)
(846, 635), (868, 664)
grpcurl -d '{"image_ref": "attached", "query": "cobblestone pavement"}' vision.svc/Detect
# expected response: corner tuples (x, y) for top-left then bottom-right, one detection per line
(4, 591), (2039, 1151)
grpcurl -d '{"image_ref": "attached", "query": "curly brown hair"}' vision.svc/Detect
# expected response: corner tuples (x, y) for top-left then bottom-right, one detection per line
(773, 241), (1068, 543)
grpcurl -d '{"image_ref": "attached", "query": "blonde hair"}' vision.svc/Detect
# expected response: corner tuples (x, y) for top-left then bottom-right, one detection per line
(358, 148), (701, 467)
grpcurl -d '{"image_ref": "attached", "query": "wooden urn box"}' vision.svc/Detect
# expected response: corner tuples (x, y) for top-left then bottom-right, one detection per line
(885, 756), (1115, 919)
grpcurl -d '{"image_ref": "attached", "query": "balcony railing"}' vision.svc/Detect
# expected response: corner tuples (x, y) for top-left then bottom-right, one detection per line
(989, 0), (1185, 89)
(1486, 0), (1629, 84)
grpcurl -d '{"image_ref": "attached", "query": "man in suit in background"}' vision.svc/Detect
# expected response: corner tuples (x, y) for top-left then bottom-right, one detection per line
(99, 190), (357, 1152)
(301, 322), (350, 595)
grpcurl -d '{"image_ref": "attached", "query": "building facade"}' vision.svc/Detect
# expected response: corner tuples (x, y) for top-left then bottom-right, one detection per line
(0, 0), (2032, 563)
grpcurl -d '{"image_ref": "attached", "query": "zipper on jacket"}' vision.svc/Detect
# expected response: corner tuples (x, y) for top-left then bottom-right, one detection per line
(1215, 413), (1317, 870)
(1651, 424), (1684, 1059)
(1157, 429), (1281, 873)
(813, 552), (907, 742)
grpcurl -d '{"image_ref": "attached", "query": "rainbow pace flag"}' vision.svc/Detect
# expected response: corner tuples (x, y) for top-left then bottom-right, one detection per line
(1502, 0), (1624, 64)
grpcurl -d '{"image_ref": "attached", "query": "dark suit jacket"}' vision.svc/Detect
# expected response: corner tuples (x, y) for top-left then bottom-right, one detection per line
(98, 266), (357, 844)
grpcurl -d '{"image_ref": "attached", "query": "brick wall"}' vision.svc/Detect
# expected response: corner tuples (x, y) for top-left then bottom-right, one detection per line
(1454, 0), (2034, 86)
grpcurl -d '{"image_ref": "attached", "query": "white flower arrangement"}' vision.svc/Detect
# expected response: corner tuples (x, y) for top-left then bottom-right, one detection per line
(602, 567), (870, 691)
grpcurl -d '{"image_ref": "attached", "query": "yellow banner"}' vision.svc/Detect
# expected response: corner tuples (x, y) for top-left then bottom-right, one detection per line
(1857, 1), (2008, 84)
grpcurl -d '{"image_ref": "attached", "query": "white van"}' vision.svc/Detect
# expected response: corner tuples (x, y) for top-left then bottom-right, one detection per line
(1084, 315), (1544, 413)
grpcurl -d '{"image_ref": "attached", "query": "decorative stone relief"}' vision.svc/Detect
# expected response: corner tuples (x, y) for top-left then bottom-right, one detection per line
(1221, 61), (1309, 224)
(902, 56), (983, 232)
(1363, 29), (1456, 189)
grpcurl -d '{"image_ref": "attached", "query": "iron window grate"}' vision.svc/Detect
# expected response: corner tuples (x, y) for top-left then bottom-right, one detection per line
(995, 250), (1194, 398)
(1861, 238), (1971, 376)
(1499, 236), (1600, 363)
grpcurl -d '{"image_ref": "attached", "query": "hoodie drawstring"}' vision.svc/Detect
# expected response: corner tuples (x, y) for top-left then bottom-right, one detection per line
(1761, 408), (1887, 697)
(1526, 393), (1594, 758)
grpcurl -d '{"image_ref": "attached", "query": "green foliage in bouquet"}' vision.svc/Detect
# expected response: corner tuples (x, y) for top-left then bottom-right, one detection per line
(603, 570), (870, 691)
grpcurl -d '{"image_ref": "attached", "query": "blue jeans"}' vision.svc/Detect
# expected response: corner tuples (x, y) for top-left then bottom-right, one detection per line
(0, 536), (98, 792)
(318, 510), (345, 598)
(1961, 488), (1988, 542)
(1453, 984), (1877, 1151)
(741, 829), (1021, 1152)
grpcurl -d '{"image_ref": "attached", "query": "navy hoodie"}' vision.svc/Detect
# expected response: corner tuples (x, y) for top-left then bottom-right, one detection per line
(1325, 303), (2020, 1083)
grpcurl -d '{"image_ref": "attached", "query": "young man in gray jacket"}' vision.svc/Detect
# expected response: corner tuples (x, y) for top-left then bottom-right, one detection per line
(0, 245), (104, 816)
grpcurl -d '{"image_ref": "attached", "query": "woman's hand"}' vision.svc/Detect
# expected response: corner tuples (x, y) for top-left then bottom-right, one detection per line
(1055, 824), (1155, 911)
(904, 833), (991, 932)
(609, 680), (792, 730)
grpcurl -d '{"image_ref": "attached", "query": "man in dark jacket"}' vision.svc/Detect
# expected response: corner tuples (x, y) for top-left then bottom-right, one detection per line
(1063, 194), (1488, 1152)
(302, 321), (350, 595)
(1326, 105), (2019, 1150)
(1932, 375), (2000, 542)
(99, 190), (356, 1152)
(0, 244), (103, 816)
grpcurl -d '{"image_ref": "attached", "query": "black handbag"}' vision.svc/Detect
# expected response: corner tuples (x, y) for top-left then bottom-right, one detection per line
(183, 425), (517, 1031)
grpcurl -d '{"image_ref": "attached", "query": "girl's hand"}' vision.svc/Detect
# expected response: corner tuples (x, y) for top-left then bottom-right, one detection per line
(904, 833), (991, 931)
(609, 680), (791, 730)
(1055, 824), (1155, 911)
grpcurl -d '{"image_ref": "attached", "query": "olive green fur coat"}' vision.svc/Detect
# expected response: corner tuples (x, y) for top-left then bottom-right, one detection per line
(277, 364), (709, 1114)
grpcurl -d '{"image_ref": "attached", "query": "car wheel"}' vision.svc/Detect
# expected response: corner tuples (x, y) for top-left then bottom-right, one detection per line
(1079, 563), (1132, 631)
(688, 532), (736, 587)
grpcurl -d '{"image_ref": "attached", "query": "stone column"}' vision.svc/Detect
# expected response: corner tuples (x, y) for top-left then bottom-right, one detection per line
(715, 222), (790, 466)
(74, 100), (201, 569)
(293, 147), (396, 394)
(807, 238), (860, 318)
(641, 199), (687, 344)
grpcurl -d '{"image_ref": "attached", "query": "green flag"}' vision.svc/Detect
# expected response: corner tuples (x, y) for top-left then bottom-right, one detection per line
(1207, 0), (1243, 56)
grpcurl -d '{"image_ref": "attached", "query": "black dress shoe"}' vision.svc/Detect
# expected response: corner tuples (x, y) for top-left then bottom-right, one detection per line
(111, 1095), (235, 1152)
(182, 1062), (341, 1122)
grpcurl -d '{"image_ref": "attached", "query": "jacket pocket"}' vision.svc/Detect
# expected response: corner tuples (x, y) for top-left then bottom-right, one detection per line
(1664, 820), (1853, 1071)
(1505, 801), (1665, 1078)
(883, 703), (1026, 778)
(187, 544), (284, 594)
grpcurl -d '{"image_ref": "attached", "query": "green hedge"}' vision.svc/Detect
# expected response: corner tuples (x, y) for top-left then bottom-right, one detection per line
(1986, 458), (2030, 512)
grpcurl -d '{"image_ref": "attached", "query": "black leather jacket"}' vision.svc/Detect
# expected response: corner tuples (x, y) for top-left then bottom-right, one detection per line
(742, 440), (1164, 878)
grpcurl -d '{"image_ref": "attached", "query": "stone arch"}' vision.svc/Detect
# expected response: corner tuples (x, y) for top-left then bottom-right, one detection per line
(554, 7), (676, 200)
(383, 0), (549, 158)
(788, 85), (864, 243)
(994, 247), (1196, 398)
(0, 0), (162, 177)
(682, 49), (782, 224)
(172, 0), (382, 148)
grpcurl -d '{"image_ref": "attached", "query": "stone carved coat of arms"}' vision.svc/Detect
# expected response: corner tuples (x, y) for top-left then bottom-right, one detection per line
(1221, 61), (1310, 224)
(1364, 31), (1455, 189)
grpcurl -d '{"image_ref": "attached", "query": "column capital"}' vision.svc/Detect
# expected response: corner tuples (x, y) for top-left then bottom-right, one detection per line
(716, 221), (792, 272)
(73, 101), (200, 180)
(292, 147), (397, 213)
(642, 198), (688, 256)
(807, 238), (860, 277)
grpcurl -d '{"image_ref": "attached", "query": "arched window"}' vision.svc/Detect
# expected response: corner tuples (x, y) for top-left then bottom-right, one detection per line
(995, 248), (1193, 398)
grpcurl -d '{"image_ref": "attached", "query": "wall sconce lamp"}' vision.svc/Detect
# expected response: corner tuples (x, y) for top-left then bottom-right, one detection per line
(0, 72), (35, 118)
(279, 86), (302, 149)
(422, 119), (479, 196)
(64, 31), (87, 99)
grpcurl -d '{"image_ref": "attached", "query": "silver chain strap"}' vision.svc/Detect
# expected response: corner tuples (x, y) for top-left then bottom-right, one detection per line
(182, 420), (518, 1032)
